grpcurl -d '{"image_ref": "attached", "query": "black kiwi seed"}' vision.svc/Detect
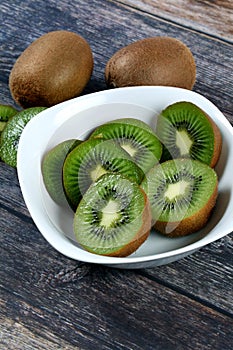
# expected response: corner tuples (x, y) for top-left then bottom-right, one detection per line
(73, 173), (151, 256)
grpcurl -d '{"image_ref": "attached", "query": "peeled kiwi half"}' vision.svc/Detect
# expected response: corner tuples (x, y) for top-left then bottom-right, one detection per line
(142, 158), (218, 237)
(42, 139), (82, 206)
(156, 101), (222, 167)
(73, 173), (151, 256)
(63, 138), (144, 211)
(89, 118), (162, 173)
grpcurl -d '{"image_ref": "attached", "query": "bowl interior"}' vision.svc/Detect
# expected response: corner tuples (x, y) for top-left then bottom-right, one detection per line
(18, 87), (233, 267)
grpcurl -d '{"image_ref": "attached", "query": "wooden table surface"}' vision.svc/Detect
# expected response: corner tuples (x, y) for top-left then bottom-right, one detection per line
(0, 1), (232, 349)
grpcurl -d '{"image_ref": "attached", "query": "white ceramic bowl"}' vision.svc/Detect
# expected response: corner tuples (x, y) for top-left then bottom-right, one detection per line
(17, 86), (233, 269)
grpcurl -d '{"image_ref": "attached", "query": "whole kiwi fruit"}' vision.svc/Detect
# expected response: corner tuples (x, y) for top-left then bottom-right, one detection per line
(9, 30), (93, 108)
(105, 36), (196, 90)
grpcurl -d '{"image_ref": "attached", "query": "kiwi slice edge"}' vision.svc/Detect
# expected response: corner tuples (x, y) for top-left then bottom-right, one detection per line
(42, 139), (82, 206)
(100, 117), (155, 133)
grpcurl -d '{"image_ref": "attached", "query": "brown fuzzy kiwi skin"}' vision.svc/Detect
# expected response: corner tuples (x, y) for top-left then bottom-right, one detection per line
(204, 111), (222, 168)
(103, 189), (152, 257)
(154, 184), (218, 238)
(9, 30), (93, 108)
(105, 36), (196, 90)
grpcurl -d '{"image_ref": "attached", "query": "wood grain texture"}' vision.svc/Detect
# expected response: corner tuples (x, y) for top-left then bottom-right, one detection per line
(0, 317), (76, 350)
(115, 0), (233, 42)
(1, 210), (233, 350)
(0, 0), (233, 349)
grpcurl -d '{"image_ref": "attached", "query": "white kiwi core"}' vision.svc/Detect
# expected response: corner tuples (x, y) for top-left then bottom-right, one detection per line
(90, 164), (108, 182)
(100, 200), (120, 228)
(121, 143), (137, 157)
(165, 180), (189, 200)
(176, 130), (193, 156)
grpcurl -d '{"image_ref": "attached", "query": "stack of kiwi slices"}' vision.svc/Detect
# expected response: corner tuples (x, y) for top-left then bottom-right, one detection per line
(42, 103), (222, 256)
(141, 101), (222, 237)
(0, 105), (47, 167)
(42, 118), (161, 256)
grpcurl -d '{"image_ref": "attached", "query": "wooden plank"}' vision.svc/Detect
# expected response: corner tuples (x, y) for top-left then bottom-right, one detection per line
(1, 231), (233, 349)
(0, 317), (76, 350)
(115, 0), (233, 42)
(141, 237), (233, 314)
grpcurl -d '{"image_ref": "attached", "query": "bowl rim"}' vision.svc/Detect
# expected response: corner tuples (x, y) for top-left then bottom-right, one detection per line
(17, 86), (233, 267)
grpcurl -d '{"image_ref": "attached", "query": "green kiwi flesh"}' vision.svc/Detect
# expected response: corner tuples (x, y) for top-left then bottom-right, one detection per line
(156, 101), (220, 166)
(107, 118), (156, 133)
(73, 173), (151, 256)
(89, 118), (162, 173)
(63, 138), (144, 211)
(141, 158), (218, 237)
(42, 139), (82, 206)
(0, 104), (18, 134)
(0, 107), (46, 167)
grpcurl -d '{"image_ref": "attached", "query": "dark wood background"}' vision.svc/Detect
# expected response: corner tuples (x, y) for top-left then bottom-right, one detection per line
(0, 1), (232, 349)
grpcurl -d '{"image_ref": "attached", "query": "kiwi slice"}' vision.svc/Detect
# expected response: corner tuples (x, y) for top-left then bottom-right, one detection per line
(156, 101), (222, 167)
(0, 107), (46, 167)
(63, 138), (144, 211)
(73, 173), (151, 256)
(0, 104), (18, 134)
(89, 118), (162, 173)
(42, 139), (82, 206)
(141, 158), (218, 237)
(107, 118), (156, 133)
